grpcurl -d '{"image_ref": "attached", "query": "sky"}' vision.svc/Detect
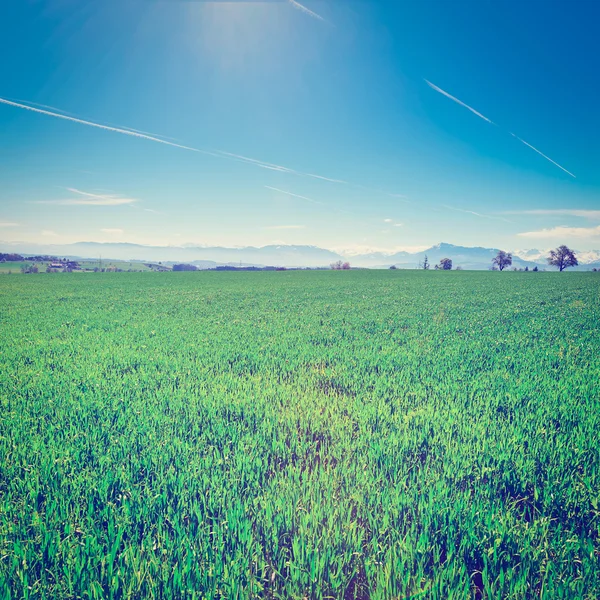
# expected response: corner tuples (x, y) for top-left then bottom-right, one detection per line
(1, 0), (599, 253)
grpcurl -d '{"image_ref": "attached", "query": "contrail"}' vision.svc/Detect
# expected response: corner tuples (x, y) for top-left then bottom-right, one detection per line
(0, 96), (407, 197)
(288, 0), (325, 22)
(265, 185), (356, 216)
(423, 81), (576, 178)
(425, 80), (494, 124)
(0, 97), (216, 156)
(510, 133), (576, 178)
(264, 185), (325, 205)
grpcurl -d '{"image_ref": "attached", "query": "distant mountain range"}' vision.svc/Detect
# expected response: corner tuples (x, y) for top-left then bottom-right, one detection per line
(2, 240), (600, 270)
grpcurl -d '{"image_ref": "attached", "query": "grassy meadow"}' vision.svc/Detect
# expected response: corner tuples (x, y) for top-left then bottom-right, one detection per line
(0, 270), (599, 598)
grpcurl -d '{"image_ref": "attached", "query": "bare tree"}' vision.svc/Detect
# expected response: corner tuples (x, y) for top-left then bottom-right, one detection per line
(330, 260), (344, 270)
(437, 258), (452, 270)
(492, 250), (512, 271)
(342, 262), (351, 270)
(548, 245), (578, 272)
(423, 255), (430, 270)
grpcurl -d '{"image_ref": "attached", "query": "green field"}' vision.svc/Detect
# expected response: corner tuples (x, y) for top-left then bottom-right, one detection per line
(1, 271), (599, 598)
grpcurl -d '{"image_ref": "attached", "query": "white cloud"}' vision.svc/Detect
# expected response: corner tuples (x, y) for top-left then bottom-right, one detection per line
(507, 209), (600, 219)
(0, 221), (18, 227)
(42, 230), (58, 236)
(518, 225), (600, 239)
(33, 188), (137, 206)
(288, 0), (325, 22)
(100, 228), (124, 234)
(510, 133), (575, 178)
(424, 80), (494, 124)
(393, 223), (403, 227)
(384, 218), (392, 223)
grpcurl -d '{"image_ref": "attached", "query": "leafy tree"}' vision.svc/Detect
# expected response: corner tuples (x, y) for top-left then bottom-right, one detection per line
(389, 265), (397, 270)
(492, 250), (512, 271)
(547, 245), (578, 272)
(533, 266), (538, 272)
(330, 260), (351, 270)
(438, 258), (452, 270)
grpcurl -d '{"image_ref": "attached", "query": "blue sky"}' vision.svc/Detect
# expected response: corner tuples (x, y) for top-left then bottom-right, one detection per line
(1, 0), (599, 253)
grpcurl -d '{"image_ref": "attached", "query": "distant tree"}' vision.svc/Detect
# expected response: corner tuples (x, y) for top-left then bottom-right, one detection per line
(532, 266), (538, 272)
(173, 264), (198, 272)
(524, 266), (529, 272)
(593, 268), (598, 272)
(423, 255), (430, 270)
(455, 266), (463, 271)
(21, 264), (38, 274)
(342, 262), (351, 270)
(492, 250), (512, 271)
(548, 245), (578, 272)
(389, 265), (397, 270)
(438, 258), (452, 270)
(330, 260), (343, 270)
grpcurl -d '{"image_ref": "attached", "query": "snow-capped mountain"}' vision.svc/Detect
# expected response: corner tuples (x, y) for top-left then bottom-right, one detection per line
(513, 248), (600, 265)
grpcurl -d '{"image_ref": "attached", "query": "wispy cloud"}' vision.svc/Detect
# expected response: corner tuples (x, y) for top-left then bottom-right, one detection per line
(510, 133), (576, 178)
(144, 208), (161, 214)
(393, 223), (403, 227)
(506, 209), (600, 219)
(42, 230), (58, 237)
(425, 80), (494, 124)
(100, 228), (124, 234)
(443, 205), (512, 222)
(264, 224), (306, 230)
(33, 188), (137, 206)
(1, 96), (408, 198)
(288, 0), (325, 22)
(0, 222), (19, 227)
(384, 218), (392, 223)
(518, 225), (600, 239)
